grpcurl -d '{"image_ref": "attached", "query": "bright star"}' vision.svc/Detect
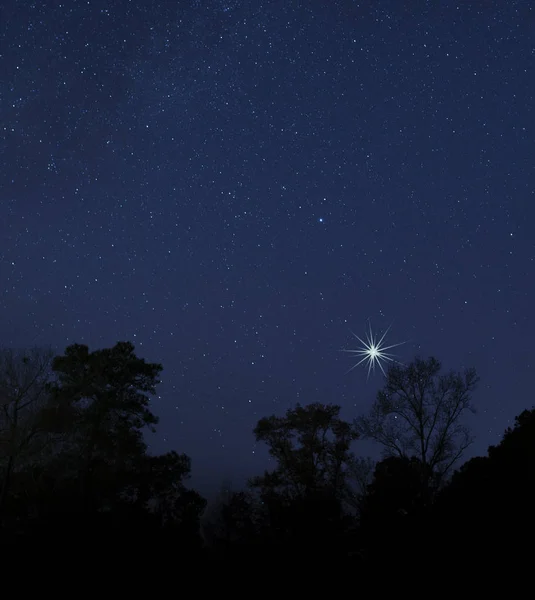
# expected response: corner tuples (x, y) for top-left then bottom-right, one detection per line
(341, 322), (406, 380)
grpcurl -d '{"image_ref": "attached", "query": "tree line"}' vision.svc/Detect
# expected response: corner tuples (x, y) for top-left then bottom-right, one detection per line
(1, 341), (533, 570)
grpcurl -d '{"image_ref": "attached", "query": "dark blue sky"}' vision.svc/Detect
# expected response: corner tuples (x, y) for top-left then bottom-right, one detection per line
(2, 0), (534, 496)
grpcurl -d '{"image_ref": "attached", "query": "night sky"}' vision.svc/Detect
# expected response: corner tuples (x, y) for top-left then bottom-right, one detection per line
(2, 1), (534, 497)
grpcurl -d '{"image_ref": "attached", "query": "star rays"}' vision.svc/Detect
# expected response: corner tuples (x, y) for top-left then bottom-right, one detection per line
(341, 322), (406, 380)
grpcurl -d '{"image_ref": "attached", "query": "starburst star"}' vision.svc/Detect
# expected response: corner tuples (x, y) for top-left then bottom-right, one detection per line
(341, 322), (406, 380)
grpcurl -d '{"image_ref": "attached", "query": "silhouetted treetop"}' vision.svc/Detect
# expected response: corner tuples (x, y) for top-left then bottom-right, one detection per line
(50, 341), (161, 430)
(488, 407), (535, 463)
(10, 342), (165, 516)
(251, 402), (358, 502)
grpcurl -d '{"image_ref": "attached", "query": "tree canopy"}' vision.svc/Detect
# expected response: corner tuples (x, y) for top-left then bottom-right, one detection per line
(250, 402), (358, 502)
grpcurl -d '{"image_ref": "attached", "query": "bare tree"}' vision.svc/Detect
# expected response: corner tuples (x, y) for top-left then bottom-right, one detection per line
(0, 346), (55, 515)
(355, 357), (479, 494)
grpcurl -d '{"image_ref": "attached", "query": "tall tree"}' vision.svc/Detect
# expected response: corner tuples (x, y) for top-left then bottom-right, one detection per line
(250, 403), (358, 558)
(47, 341), (162, 511)
(355, 357), (479, 494)
(251, 403), (357, 500)
(1, 341), (207, 550)
(250, 403), (358, 512)
(0, 347), (55, 517)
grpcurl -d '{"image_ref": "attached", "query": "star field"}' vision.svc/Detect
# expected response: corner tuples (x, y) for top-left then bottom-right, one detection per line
(2, 0), (534, 496)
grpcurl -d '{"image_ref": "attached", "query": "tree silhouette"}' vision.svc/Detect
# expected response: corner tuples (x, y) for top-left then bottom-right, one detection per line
(434, 407), (535, 565)
(355, 357), (479, 497)
(488, 407), (535, 469)
(46, 341), (161, 512)
(135, 450), (206, 542)
(251, 403), (358, 502)
(249, 403), (358, 558)
(1, 341), (207, 554)
(0, 347), (55, 518)
(445, 407), (535, 513)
